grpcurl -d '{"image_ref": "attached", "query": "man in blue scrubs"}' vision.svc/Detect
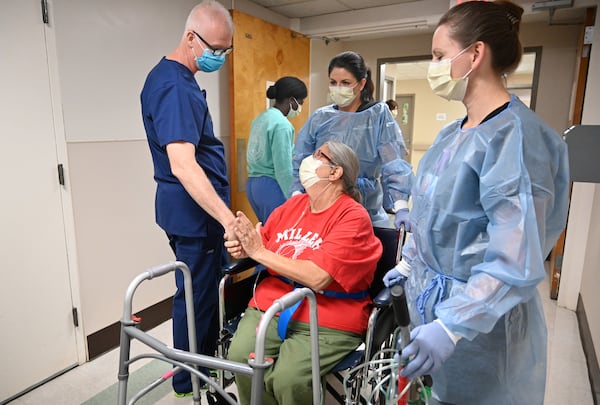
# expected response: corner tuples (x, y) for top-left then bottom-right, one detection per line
(140, 0), (235, 396)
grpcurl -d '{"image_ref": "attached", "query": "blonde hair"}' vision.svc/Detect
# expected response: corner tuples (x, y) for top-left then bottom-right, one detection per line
(184, 0), (233, 37)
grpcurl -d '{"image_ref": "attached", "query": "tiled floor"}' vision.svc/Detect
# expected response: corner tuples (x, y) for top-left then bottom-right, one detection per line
(7, 278), (594, 405)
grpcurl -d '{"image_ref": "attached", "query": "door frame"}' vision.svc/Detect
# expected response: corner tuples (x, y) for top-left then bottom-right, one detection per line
(45, 4), (86, 365)
(0, 3), (85, 402)
(376, 47), (541, 111)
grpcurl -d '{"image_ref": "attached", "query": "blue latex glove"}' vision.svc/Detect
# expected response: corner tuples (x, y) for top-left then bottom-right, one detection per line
(383, 268), (407, 287)
(394, 208), (411, 232)
(400, 321), (456, 380)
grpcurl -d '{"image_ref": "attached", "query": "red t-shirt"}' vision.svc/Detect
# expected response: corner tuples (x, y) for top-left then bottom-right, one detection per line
(250, 194), (382, 335)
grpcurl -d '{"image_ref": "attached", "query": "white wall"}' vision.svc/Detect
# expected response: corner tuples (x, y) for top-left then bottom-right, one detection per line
(307, 39), (345, 111)
(520, 22), (581, 133)
(51, 0), (231, 336)
(51, 0), (296, 343)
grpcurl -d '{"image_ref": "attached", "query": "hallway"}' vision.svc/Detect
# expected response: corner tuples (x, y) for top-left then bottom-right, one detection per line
(8, 278), (594, 405)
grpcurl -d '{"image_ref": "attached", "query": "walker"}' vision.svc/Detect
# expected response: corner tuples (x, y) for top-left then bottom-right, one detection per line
(116, 261), (321, 405)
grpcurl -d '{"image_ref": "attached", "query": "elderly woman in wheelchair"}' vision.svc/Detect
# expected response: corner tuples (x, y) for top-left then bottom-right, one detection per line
(224, 141), (382, 405)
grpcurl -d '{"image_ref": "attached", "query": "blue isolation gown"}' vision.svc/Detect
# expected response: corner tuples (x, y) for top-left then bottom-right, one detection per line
(292, 102), (413, 228)
(402, 95), (569, 404)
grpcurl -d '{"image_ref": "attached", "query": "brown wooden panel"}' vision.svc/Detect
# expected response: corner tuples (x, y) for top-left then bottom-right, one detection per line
(229, 10), (311, 220)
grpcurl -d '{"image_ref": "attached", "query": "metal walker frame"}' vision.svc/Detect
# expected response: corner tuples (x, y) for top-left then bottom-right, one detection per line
(116, 261), (322, 405)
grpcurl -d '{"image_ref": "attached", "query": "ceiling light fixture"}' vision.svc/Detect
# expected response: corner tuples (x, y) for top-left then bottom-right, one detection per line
(531, 0), (573, 11)
(305, 19), (429, 39)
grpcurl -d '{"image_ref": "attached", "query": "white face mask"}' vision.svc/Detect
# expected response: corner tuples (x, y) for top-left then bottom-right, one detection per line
(427, 47), (473, 101)
(299, 155), (329, 189)
(391, 109), (398, 118)
(328, 85), (358, 107)
(287, 97), (301, 118)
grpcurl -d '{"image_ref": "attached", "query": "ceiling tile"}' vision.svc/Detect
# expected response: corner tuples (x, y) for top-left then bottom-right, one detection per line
(250, 0), (309, 7)
(269, 0), (351, 19)
(339, 0), (419, 9)
(251, 0), (425, 19)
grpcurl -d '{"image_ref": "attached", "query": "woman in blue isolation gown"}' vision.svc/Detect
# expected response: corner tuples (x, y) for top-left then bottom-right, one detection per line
(383, 1), (570, 404)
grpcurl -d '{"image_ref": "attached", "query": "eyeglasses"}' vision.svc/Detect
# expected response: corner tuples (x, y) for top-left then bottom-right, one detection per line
(193, 31), (233, 57)
(313, 149), (338, 167)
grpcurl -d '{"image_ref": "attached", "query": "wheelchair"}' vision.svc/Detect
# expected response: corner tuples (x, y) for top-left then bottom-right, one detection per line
(215, 225), (408, 404)
(116, 225), (424, 404)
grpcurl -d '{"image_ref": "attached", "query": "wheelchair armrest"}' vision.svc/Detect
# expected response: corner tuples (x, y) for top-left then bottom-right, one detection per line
(373, 287), (392, 308)
(222, 257), (259, 276)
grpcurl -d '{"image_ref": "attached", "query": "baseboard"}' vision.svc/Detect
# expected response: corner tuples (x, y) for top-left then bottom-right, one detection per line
(86, 296), (172, 360)
(576, 294), (600, 404)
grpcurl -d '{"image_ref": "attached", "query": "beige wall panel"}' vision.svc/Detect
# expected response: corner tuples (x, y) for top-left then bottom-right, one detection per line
(68, 141), (174, 335)
(230, 10), (310, 218)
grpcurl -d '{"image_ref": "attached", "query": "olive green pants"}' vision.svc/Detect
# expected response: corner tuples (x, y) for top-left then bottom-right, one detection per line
(227, 307), (362, 405)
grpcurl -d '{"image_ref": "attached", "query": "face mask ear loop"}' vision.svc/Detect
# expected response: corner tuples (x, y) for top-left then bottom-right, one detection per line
(450, 45), (471, 62)
(462, 68), (473, 80)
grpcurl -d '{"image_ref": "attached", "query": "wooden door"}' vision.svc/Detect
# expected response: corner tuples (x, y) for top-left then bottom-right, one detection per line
(228, 10), (310, 220)
(0, 1), (79, 401)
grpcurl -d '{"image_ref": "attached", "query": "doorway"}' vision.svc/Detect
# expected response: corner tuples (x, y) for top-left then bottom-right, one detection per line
(395, 94), (415, 164)
(0, 1), (80, 402)
(229, 10), (311, 220)
(377, 48), (541, 171)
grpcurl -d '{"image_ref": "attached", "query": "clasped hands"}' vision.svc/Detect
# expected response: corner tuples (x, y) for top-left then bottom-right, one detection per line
(224, 211), (265, 259)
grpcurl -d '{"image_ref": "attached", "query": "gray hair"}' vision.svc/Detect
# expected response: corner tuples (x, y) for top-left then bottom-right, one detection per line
(325, 141), (362, 203)
(184, 0), (234, 36)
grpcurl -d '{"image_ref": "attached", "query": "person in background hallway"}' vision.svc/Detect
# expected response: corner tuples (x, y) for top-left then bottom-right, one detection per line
(385, 99), (399, 119)
(383, 1), (570, 404)
(246, 76), (308, 223)
(227, 141), (382, 405)
(386, 98), (410, 158)
(140, 0), (235, 397)
(291, 51), (413, 230)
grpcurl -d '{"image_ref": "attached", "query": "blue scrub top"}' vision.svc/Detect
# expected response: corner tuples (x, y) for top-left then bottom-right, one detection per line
(141, 57), (230, 237)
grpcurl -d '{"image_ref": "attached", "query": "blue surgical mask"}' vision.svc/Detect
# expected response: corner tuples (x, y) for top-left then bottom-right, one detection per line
(195, 49), (225, 73)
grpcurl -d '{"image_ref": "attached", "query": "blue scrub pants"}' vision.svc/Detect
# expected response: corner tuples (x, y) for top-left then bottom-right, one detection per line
(167, 228), (225, 394)
(246, 176), (286, 223)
